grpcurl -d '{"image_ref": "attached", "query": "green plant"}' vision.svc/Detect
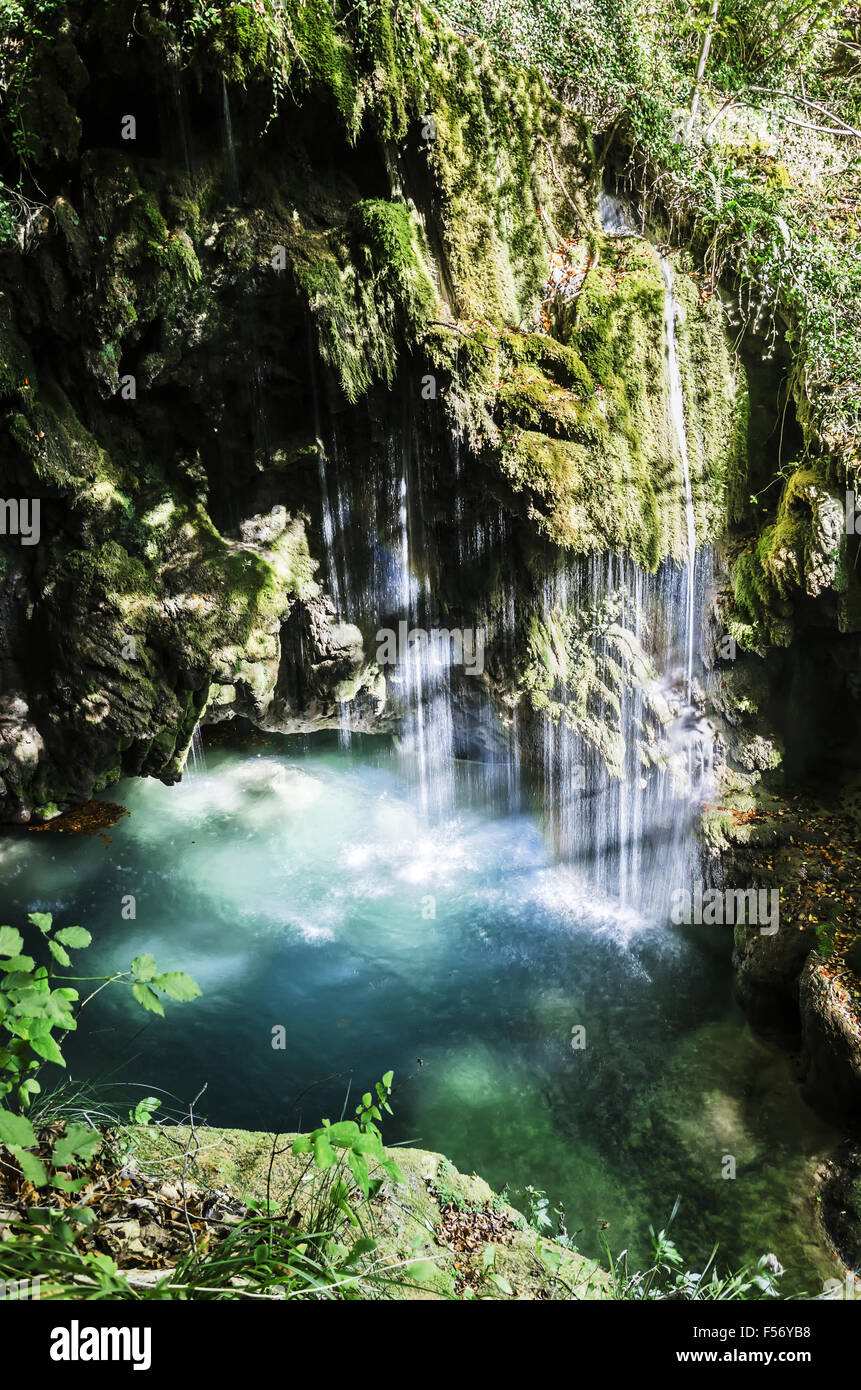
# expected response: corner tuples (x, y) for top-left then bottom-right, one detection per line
(0, 912), (200, 1188)
(599, 1201), (787, 1299)
(812, 920), (838, 958)
(129, 1095), (163, 1126)
(289, 1071), (406, 1229)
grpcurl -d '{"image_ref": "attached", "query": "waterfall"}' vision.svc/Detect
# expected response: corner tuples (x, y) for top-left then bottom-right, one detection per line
(532, 551), (711, 919)
(393, 438), (458, 819)
(221, 80), (240, 198)
(301, 184), (712, 912)
(186, 723), (207, 778)
(661, 256), (697, 705)
(168, 57), (194, 177)
(307, 325), (347, 619)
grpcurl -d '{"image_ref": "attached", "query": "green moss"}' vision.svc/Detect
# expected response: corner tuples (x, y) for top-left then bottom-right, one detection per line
(423, 230), (745, 569)
(219, 4), (270, 85)
(673, 271), (747, 540)
(288, 0), (359, 128)
(294, 199), (437, 402)
(516, 587), (663, 778)
(352, 0), (406, 139)
(416, 21), (583, 324)
(127, 192), (202, 286)
(728, 465), (846, 651)
(129, 1123), (609, 1301)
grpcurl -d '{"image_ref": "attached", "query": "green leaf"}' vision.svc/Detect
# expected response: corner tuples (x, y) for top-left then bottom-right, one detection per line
(131, 982), (165, 1016)
(47, 939), (71, 968)
(54, 927), (92, 950)
(27, 912), (53, 935)
(321, 1120), (359, 1144)
(0, 926), (24, 958)
(0, 955), (35, 973)
(28, 1033), (65, 1066)
(350, 1237), (377, 1258)
(313, 1134), (336, 1170)
(16, 1080), (40, 1109)
(381, 1159), (406, 1186)
(348, 1148), (370, 1196)
(53, 1122), (100, 1167)
(11, 991), (52, 1019)
(52, 1173), (87, 1194)
(291, 1136), (311, 1156)
(130, 954), (157, 982)
(151, 972), (202, 1002)
(353, 1132), (384, 1159)
(130, 1097), (161, 1125)
(381, 1070), (393, 1089)
(3, 972), (38, 992)
(0, 1110), (36, 1148)
(11, 1147), (47, 1187)
(44, 994), (76, 1027)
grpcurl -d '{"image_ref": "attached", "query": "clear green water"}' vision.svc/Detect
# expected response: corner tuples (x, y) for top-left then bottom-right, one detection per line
(0, 733), (838, 1291)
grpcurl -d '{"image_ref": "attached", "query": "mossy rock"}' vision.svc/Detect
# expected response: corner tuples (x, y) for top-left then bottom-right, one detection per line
(130, 1124), (609, 1301)
(728, 465), (846, 652)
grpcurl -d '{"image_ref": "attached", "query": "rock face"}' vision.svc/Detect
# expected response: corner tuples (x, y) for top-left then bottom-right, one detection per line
(130, 1123), (609, 1301)
(800, 960), (861, 1123)
(0, 0), (743, 823)
(732, 921), (818, 1037)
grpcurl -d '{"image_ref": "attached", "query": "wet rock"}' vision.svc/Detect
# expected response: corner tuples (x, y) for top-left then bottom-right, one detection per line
(732, 920), (817, 1037)
(799, 958), (861, 1125)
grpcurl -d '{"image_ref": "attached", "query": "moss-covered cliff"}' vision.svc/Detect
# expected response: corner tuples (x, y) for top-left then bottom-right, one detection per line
(0, 0), (745, 822)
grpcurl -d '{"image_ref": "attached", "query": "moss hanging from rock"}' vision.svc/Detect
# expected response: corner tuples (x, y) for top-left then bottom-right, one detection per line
(426, 233), (744, 571)
(292, 198), (438, 404)
(725, 465), (852, 653)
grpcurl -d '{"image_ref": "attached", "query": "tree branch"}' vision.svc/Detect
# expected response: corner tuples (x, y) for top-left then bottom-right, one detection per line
(747, 84), (861, 138)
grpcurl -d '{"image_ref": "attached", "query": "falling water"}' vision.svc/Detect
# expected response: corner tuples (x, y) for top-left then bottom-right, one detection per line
(661, 256), (697, 705)
(599, 190), (638, 236)
(517, 191), (716, 918)
(168, 58), (194, 177)
(533, 551), (712, 918)
(187, 724), (207, 778)
(221, 81), (240, 199)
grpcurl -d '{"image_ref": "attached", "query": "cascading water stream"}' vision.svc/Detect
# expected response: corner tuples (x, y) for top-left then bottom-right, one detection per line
(521, 193), (716, 919)
(221, 80), (240, 199)
(186, 723), (207, 778)
(308, 345), (344, 617)
(660, 257), (697, 706)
